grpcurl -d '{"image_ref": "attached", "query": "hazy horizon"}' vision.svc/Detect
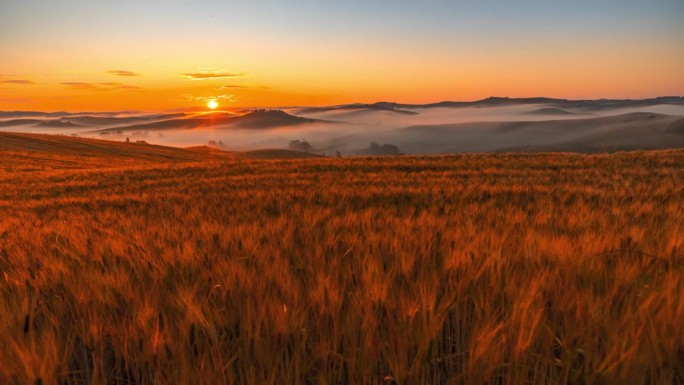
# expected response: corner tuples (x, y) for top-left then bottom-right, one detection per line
(2, 97), (683, 154)
(1, 95), (684, 114)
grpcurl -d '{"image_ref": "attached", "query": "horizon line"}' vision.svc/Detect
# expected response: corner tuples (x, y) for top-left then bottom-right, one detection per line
(1, 95), (683, 114)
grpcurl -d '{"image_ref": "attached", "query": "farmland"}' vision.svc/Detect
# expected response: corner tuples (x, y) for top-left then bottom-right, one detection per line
(0, 134), (683, 384)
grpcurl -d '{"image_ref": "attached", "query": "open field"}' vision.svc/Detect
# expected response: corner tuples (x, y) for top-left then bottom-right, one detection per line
(0, 134), (683, 384)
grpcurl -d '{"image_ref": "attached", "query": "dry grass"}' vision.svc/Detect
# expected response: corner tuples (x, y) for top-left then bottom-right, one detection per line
(0, 135), (683, 384)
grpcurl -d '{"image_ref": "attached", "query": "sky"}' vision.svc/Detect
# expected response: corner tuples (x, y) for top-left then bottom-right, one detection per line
(1, 0), (683, 112)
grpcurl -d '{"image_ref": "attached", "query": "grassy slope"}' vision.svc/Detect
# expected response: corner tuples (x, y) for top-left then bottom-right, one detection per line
(0, 133), (683, 384)
(0, 132), (237, 170)
(244, 148), (325, 159)
(0, 132), (318, 171)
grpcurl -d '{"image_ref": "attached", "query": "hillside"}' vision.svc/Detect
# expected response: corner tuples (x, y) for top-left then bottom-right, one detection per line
(399, 112), (684, 153)
(244, 148), (325, 159)
(525, 107), (578, 115)
(95, 110), (331, 132)
(0, 132), (328, 171)
(0, 132), (235, 169)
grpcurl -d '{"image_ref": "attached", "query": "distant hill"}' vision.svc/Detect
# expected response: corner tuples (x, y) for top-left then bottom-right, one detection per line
(36, 119), (82, 128)
(0, 118), (81, 128)
(296, 102), (418, 115)
(3, 96), (683, 126)
(399, 112), (684, 153)
(232, 109), (328, 129)
(296, 96), (684, 112)
(0, 111), (72, 119)
(63, 113), (186, 126)
(0, 110), (141, 119)
(526, 107), (578, 115)
(96, 110), (333, 132)
(0, 118), (44, 127)
(665, 117), (684, 134)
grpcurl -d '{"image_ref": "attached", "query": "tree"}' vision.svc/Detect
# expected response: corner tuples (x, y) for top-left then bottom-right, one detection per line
(288, 139), (312, 152)
(365, 142), (401, 155)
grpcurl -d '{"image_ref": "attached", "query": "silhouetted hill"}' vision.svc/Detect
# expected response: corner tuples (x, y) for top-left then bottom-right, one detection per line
(63, 113), (186, 126)
(297, 96), (684, 111)
(96, 110), (333, 132)
(526, 107), (577, 115)
(0, 110), (141, 119)
(0, 118), (81, 128)
(231, 109), (327, 128)
(36, 119), (82, 128)
(0, 119), (43, 127)
(296, 103), (418, 115)
(0, 111), (71, 119)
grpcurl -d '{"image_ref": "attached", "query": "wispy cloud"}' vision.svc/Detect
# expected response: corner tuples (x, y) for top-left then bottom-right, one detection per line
(219, 84), (270, 90)
(0, 79), (36, 85)
(182, 93), (237, 103)
(181, 71), (243, 80)
(106, 70), (141, 77)
(61, 82), (142, 91)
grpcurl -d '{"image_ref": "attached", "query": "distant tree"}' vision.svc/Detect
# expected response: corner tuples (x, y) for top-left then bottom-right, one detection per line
(288, 139), (312, 152)
(125, 137), (130, 143)
(364, 141), (401, 155)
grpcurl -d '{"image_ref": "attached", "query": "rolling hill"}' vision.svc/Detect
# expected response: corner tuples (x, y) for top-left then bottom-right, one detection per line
(0, 132), (235, 169)
(95, 110), (334, 132)
(398, 112), (684, 153)
(0, 132), (325, 170)
(296, 96), (684, 112)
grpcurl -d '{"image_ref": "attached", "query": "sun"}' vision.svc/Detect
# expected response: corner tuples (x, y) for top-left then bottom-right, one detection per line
(207, 100), (218, 109)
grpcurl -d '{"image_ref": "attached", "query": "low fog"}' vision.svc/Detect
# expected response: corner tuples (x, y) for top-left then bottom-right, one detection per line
(2, 98), (684, 154)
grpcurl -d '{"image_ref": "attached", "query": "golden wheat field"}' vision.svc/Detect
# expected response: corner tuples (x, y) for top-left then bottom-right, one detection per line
(0, 135), (683, 385)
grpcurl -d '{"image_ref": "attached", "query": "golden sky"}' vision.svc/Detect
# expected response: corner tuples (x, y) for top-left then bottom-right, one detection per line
(1, 0), (683, 112)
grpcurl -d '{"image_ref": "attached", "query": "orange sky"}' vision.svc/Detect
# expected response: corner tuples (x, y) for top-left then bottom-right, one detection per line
(1, 1), (683, 112)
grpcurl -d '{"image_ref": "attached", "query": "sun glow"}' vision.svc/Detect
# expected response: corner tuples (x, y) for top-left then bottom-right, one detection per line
(207, 100), (218, 109)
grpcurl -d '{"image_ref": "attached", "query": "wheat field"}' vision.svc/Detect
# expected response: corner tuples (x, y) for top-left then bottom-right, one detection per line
(0, 142), (683, 384)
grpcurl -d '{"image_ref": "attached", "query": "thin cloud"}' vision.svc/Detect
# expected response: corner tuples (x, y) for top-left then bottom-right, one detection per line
(219, 84), (270, 90)
(106, 70), (141, 77)
(182, 93), (237, 102)
(61, 82), (142, 91)
(118, 85), (142, 90)
(0, 79), (35, 85)
(181, 72), (243, 80)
